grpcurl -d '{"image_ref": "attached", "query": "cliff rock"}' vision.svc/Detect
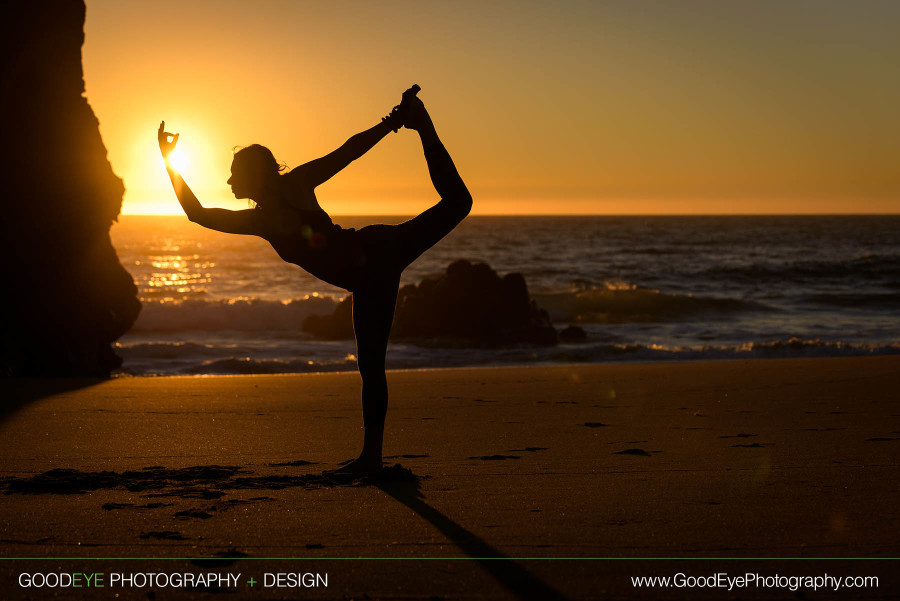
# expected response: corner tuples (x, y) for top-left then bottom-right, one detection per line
(0, 1), (141, 376)
(303, 260), (558, 346)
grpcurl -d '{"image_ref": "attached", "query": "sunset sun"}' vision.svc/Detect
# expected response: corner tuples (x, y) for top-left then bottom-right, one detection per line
(167, 147), (189, 173)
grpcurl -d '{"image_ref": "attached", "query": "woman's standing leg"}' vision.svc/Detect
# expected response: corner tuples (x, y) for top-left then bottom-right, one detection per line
(335, 277), (400, 474)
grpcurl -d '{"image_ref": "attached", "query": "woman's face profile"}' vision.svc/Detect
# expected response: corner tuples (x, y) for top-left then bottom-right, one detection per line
(227, 158), (261, 201)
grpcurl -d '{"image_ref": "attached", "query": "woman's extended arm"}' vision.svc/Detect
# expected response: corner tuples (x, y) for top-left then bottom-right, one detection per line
(297, 86), (419, 188)
(158, 122), (262, 235)
(296, 119), (395, 189)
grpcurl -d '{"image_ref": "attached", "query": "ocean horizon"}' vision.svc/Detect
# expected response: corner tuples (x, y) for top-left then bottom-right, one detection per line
(110, 214), (900, 376)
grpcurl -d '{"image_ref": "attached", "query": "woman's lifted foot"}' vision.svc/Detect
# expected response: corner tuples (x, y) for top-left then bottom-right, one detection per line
(384, 84), (421, 132)
(404, 96), (434, 132)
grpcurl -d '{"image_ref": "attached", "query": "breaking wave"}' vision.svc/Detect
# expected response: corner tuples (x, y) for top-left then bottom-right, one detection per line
(132, 296), (339, 332)
(115, 337), (900, 376)
(183, 356), (359, 375)
(533, 284), (769, 324)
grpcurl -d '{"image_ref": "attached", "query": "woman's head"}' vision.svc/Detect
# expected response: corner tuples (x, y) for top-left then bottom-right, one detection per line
(227, 144), (285, 204)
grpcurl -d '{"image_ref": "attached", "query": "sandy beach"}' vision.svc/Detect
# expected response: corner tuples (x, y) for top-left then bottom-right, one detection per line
(2, 356), (898, 599)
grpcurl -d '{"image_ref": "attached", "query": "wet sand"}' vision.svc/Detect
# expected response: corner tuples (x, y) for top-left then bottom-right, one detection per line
(1, 356), (898, 599)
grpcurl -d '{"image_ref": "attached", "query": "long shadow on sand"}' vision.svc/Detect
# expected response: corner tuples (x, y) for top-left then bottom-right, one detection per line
(0, 378), (104, 424)
(2, 463), (570, 600)
(377, 478), (571, 601)
(1, 464), (363, 496)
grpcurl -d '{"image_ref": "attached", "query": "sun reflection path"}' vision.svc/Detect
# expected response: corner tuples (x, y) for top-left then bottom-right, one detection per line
(134, 241), (214, 300)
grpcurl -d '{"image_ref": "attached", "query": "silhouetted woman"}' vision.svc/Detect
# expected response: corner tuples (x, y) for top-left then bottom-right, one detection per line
(158, 87), (472, 475)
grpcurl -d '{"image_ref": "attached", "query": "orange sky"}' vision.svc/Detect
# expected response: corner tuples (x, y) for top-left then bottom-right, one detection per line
(83, 1), (900, 215)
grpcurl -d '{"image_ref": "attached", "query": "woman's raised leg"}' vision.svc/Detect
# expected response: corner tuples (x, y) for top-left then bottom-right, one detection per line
(390, 99), (473, 271)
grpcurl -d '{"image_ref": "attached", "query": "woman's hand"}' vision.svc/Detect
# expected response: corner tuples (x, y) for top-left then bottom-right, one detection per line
(158, 121), (179, 160)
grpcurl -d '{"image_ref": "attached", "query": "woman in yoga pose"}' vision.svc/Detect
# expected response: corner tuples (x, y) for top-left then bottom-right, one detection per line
(158, 87), (472, 475)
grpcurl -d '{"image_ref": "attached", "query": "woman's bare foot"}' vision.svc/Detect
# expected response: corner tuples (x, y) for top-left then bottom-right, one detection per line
(384, 85), (420, 132)
(326, 455), (383, 477)
(404, 97), (433, 132)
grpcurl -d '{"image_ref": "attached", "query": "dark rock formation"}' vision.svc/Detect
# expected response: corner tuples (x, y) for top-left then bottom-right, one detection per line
(0, 1), (140, 376)
(559, 325), (588, 342)
(303, 260), (558, 346)
(302, 299), (355, 341)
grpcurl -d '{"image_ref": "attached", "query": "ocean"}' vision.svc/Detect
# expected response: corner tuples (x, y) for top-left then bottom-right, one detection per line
(110, 215), (900, 375)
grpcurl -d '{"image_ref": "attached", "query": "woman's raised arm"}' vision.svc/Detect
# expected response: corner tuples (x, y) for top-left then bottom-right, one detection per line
(295, 119), (395, 189)
(158, 121), (262, 235)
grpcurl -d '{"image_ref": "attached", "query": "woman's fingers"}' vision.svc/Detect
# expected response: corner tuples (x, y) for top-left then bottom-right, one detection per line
(158, 121), (179, 159)
(157, 121), (179, 146)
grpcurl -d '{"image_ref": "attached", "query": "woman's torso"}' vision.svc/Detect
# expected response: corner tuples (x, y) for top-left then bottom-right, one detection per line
(259, 171), (363, 290)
